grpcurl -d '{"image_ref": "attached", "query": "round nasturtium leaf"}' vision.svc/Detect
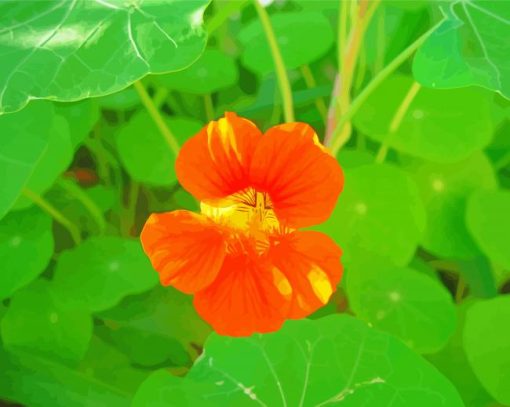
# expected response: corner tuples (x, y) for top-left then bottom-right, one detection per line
(0, 101), (54, 220)
(116, 112), (202, 186)
(347, 262), (457, 354)
(154, 49), (238, 94)
(0, 207), (54, 301)
(316, 163), (426, 266)
(466, 189), (510, 270)
(0, 0), (210, 114)
(132, 315), (464, 406)
(413, 1), (510, 100)
(353, 75), (493, 162)
(464, 296), (510, 404)
(52, 237), (158, 313)
(409, 153), (497, 259)
(54, 100), (100, 148)
(0, 279), (92, 365)
(238, 12), (334, 75)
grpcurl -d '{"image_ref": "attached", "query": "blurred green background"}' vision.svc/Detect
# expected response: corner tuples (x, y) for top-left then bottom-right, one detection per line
(1, 0), (510, 406)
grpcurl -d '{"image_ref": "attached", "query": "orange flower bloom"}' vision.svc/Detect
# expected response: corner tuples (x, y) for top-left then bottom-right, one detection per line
(141, 112), (344, 336)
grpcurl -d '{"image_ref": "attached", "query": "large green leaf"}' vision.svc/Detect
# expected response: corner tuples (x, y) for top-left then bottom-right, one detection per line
(0, 0), (210, 114)
(409, 153), (497, 259)
(466, 189), (510, 270)
(52, 236), (158, 312)
(413, 1), (510, 99)
(116, 112), (202, 186)
(0, 279), (92, 365)
(238, 12), (334, 75)
(0, 207), (54, 300)
(347, 262), (457, 354)
(133, 315), (464, 406)
(0, 101), (53, 219)
(464, 296), (510, 404)
(353, 75), (493, 162)
(315, 163), (426, 266)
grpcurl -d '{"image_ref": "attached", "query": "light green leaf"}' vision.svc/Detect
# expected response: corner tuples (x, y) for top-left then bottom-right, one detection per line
(154, 48), (238, 94)
(55, 100), (100, 148)
(0, 279), (92, 365)
(464, 296), (510, 404)
(0, 0), (210, 114)
(413, 1), (510, 99)
(466, 189), (510, 269)
(133, 315), (464, 406)
(239, 12), (334, 75)
(353, 75), (493, 162)
(409, 153), (497, 259)
(347, 262), (457, 354)
(0, 207), (54, 301)
(52, 236), (158, 312)
(116, 112), (202, 186)
(0, 101), (53, 219)
(315, 163), (426, 266)
(97, 87), (141, 110)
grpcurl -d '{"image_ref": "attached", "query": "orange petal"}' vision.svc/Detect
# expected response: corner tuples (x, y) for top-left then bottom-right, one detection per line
(176, 112), (262, 200)
(193, 251), (287, 336)
(250, 122), (344, 228)
(269, 231), (343, 319)
(140, 210), (226, 294)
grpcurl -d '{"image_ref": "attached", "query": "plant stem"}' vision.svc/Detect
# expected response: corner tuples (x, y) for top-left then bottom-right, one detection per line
(134, 81), (180, 156)
(254, 0), (295, 123)
(123, 181), (140, 237)
(57, 178), (106, 234)
(22, 188), (81, 245)
(329, 20), (443, 156)
(375, 81), (421, 163)
(337, 0), (349, 71)
(300, 65), (328, 121)
(203, 93), (215, 121)
(455, 276), (466, 303)
(206, 0), (249, 34)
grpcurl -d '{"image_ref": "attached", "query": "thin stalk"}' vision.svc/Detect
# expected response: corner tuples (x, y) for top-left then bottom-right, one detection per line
(337, 0), (349, 71)
(375, 81), (421, 163)
(153, 87), (169, 108)
(455, 277), (466, 303)
(22, 188), (81, 245)
(206, 0), (249, 34)
(203, 93), (215, 121)
(57, 178), (106, 234)
(300, 65), (328, 121)
(134, 81), (180, 156)
(123, 181), (140, 237)
(254, 0), (294, 123)
(329, 20), (443, 156)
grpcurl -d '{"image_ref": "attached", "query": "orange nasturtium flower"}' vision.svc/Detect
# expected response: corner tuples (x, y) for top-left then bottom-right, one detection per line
(140, 112), (344, 337)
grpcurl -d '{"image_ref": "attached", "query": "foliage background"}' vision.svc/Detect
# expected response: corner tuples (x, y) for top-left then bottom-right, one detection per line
(1, 0), (509, 406)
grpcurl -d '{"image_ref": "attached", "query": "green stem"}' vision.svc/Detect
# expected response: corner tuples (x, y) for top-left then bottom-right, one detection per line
(134, 81), (180, 156)
(254, 0), (295, 123)
(375, 81), (421, 163)
(153, 87), (169, 108)
(57, 178), (106, 234)
(203, 93), (215, 121)
(206, 0), (249, 34)
(455, 276), (466, 303)
(22, 188), (81, 245)
(300, 65), (328, 121)
(123, 181), (140, 237)
(337, 0), (349, 71)
(329, 20), (443, 156)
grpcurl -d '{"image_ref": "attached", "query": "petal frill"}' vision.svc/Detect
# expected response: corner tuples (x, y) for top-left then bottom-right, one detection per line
(175, 112), (262, 201)
(250, 122), (344, 228)
(270, 231), (343, 319)
(140, 210), (226, 294)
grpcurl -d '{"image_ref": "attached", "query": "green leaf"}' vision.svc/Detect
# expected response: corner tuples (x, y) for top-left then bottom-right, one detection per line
(466, 189), (510, 270)
(97, 286), (211, 368)
(98, 87), (141, 110)
(315, 163), (426, 266)
(0, 279), (92, 365)
(409, 153), (497, 259)
(116, 112), (202, 186)
(238, 12), (334, 75)
(0, 207), (54, 300)
(53, 236), (158, 312)
(347, 262), (457, 354)
(353, 75), (493, 162)
(0, 0), (210, 114)
(154, 48), (238, 94)
(133, 315), (464, 406)
(464, 295), (510, 404)
(0, 101), (53, 219)
(413, 1), (510, 100)
(55, 100), (100, 148)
